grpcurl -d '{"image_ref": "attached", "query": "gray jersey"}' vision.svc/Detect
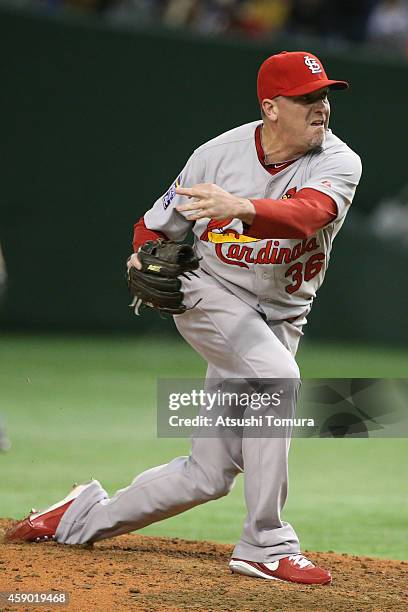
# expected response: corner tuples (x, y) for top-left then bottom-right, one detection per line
(144, 120), (362, 324)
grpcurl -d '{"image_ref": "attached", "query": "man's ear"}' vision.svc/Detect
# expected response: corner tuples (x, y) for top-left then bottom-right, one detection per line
(261, 98), (279, 122)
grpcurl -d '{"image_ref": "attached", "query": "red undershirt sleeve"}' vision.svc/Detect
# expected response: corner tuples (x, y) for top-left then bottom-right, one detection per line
(246, 188), (338, 240)
(132, 217), (168, 252)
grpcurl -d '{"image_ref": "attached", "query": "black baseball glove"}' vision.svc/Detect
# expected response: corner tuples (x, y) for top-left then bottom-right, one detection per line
(127, 240), (201, 316)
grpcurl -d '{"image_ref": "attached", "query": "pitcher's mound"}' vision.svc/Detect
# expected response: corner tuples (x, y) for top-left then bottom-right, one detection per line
(1, 519), (406, 611)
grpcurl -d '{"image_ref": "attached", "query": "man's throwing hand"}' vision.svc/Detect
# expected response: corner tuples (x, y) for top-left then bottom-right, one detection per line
(176, 183), (255, 224)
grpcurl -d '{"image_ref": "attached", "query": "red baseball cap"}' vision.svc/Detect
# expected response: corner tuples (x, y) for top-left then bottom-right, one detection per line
(257, 51), (348, 102)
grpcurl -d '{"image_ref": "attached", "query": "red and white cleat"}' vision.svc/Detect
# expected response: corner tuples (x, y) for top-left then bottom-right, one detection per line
(229, 554), (332, 585)
(4, 482), (93, 543)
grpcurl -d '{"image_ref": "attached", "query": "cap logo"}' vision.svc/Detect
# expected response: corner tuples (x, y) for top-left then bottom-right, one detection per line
(304, 55), (322, 74)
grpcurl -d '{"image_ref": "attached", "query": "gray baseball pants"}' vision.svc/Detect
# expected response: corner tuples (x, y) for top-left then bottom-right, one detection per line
(56, 271), (302, 562)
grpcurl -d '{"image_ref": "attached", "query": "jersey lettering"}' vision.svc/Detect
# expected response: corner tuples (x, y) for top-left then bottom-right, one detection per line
(214, 237), (319, 269)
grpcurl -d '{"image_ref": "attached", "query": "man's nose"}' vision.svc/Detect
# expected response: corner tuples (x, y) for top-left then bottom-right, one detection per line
(314, 99), (326, 110)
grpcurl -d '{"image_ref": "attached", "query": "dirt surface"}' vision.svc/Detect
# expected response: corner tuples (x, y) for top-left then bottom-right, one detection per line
(0, 519), (407, 612)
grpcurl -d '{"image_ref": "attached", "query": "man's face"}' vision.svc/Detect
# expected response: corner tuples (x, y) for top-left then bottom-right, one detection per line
(272, 87), (331, 154)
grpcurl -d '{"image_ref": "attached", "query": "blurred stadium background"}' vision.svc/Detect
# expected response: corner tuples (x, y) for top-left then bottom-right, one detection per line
(0, 2), (407, 560)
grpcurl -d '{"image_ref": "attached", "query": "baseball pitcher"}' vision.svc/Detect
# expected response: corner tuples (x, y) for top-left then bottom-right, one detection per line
(5, 51), (362, 586)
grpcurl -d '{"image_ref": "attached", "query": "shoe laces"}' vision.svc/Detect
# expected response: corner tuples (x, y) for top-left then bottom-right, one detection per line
(288, 554), (314, 569)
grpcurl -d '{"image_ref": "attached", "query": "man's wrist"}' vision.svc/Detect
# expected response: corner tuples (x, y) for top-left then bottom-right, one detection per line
(235, 198), (256, 225)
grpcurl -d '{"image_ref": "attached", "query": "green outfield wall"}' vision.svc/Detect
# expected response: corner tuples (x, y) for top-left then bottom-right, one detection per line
(0, 7), (407, 343)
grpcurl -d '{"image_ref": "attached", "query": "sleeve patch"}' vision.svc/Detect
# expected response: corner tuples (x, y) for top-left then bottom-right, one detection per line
(162, 174), (182, 210)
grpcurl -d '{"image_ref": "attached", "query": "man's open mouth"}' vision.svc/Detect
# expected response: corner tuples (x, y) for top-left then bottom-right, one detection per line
(311, 120), (324, 126)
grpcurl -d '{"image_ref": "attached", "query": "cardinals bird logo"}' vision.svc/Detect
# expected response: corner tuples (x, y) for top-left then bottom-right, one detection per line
(200, 218), (258, 244)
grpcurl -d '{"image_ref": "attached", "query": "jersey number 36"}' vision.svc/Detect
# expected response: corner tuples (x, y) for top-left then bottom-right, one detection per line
(284, 253), (325, 294)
